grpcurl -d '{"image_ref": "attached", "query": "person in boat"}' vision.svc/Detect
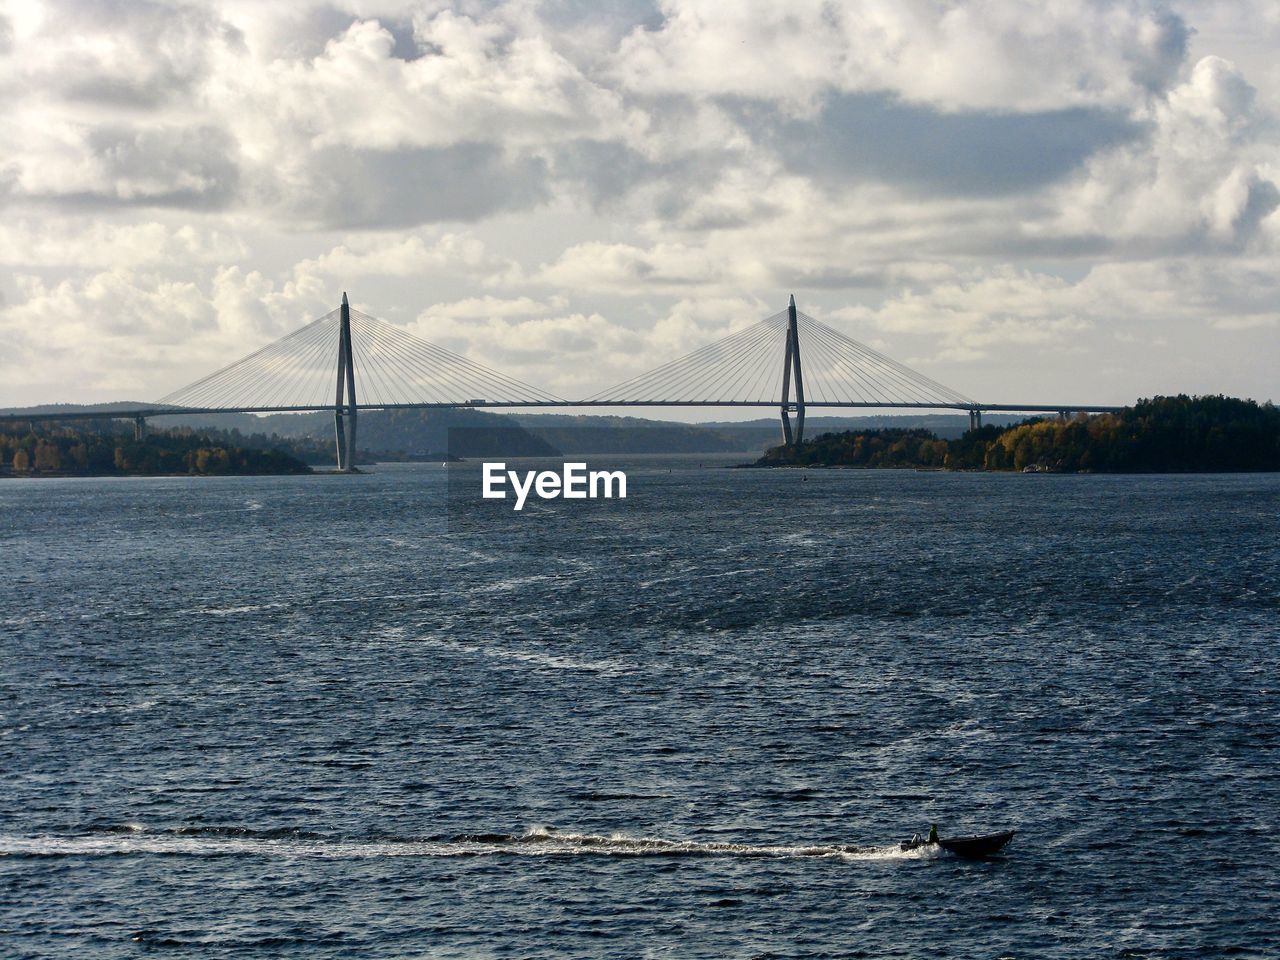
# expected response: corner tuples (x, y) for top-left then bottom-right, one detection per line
(906, 825), (940, 849)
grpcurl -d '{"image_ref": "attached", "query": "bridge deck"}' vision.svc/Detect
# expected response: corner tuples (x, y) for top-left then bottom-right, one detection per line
(0, 400), (1126, 425)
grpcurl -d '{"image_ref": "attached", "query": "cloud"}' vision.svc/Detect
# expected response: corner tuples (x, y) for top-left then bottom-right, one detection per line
(293, 232), (510, 279)
(0, 119), (240, 210)
(537, 241), (772, 294)
(0, 268), (215, 397)
(273, 143), (550, 229)
(0, 219), (246, 268)
(611, 0), (1189, 113)
(1, 0), (1279, 407)
(829, 258), (1280, 368)
(196, 11), (641, 227)
(1047, 56), (1280, 248)
(406, 307), (647, 396)
(0, 0), (238, 109)
(0, 4), (626, 227)
(1211, 315), (1277, 330)
(408, 293), (773, 397)
(419, 294), (569, 318)
(0, 0), (1265, 247)
(236, 15), (637, 152)
(829, 267), (1092, 364)
(766, 95), (1140, 197)
(0, 264), (332, 400)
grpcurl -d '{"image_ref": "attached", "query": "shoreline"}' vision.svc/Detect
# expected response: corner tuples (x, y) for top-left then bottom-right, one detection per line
(0, 469), (316, 480)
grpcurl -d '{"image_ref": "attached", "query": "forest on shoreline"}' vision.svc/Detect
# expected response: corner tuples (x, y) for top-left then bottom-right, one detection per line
(7, 395), (1278, 477)
(0, 424), (312, 477)
(756, 396), (1280, 473)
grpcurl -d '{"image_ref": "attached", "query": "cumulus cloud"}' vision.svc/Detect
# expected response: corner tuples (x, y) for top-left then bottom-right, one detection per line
(0, 218), (246, 268)
(420, 294), (569, 318)
(1, 0), (236, 108)
(767, 95), (1140, 198)
(410, 293), (774, 397)
(2, 0), (1269, 245)
(0, 262), (332, 400)
(408, 307), (649, 396)
(537, 240), (772, 294)
(830, 258), (1280, 368)
(0, 1), (244, 209)
(1049, 55), (1280, 248)
(278, 143), (550, 229)
(293, 232), (511, 279)
(233, 15), (637, 152)
(2, 268), (218, 397)
(0, 0), (1278, 407)
(611, 0), (1189, 113)
(831, 268), (1097, 364)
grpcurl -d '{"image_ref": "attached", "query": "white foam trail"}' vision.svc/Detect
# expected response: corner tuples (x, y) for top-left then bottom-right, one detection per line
(173, 601), (287, 617)
(510, 827), (933, 862)
(196, 604), (277, 616)
(413, 637), (629, 676)
(0, 828), (935, 863)
(472, 574), (560, 594)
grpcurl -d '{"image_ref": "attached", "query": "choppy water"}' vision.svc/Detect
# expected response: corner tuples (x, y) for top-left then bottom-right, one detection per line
(2, 459), (1278, 958)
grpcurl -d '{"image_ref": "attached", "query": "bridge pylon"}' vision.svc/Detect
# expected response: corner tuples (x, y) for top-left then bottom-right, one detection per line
(333, 292), (358, 471)
(780, 294), (806, 446)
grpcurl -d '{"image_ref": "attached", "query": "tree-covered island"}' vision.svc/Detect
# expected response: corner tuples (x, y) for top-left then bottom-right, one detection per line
(0, 424), (312, 477)
(756, 396), (1280, 472)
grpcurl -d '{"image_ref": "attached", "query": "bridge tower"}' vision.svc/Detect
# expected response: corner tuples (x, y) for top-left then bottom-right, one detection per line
(779, 294), (806, 445)
(333, 292), (358, 471)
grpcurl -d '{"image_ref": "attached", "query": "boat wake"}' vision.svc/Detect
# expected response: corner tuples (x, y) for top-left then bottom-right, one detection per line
(1, 825), (938, 863)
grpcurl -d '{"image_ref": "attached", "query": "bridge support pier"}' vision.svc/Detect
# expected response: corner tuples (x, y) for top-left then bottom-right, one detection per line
(779, 294), (806, 446)
(333, 409), (347, 470)
(968, 409), (982, 431)
(133, 416), (147, 441)
(333, 292), (358, 472)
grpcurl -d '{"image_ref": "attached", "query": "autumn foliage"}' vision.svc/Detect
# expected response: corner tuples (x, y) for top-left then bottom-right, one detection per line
(759, 396), (1280, 473)
(0, 424), (311, 477)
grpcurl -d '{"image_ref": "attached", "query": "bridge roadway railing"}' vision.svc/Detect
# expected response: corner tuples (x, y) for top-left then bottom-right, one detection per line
(0, 399), (1127, 425)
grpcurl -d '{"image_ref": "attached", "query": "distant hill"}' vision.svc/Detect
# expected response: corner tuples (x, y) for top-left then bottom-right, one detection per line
(510, 414), (743, 454)
(353, 408), (559, 458)
(0, 401), (162, 416)
(0, 405), (558, 459)
(0, 404), (1029, 458)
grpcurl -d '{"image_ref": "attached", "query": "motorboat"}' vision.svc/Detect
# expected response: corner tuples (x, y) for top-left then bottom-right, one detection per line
(900, 829), (1015, 859)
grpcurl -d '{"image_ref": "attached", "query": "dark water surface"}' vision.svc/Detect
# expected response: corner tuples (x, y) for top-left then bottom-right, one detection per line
(2, 460), (1278, 958)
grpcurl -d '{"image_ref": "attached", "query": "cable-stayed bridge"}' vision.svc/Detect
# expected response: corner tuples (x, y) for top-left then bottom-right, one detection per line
(1, 293), (1122, 469)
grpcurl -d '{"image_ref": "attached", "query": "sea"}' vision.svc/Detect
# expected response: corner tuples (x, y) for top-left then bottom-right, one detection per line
(2, 457), (1278, 959)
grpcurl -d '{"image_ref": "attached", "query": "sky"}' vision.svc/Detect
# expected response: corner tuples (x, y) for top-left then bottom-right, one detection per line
(1, 0), (1278, 416)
